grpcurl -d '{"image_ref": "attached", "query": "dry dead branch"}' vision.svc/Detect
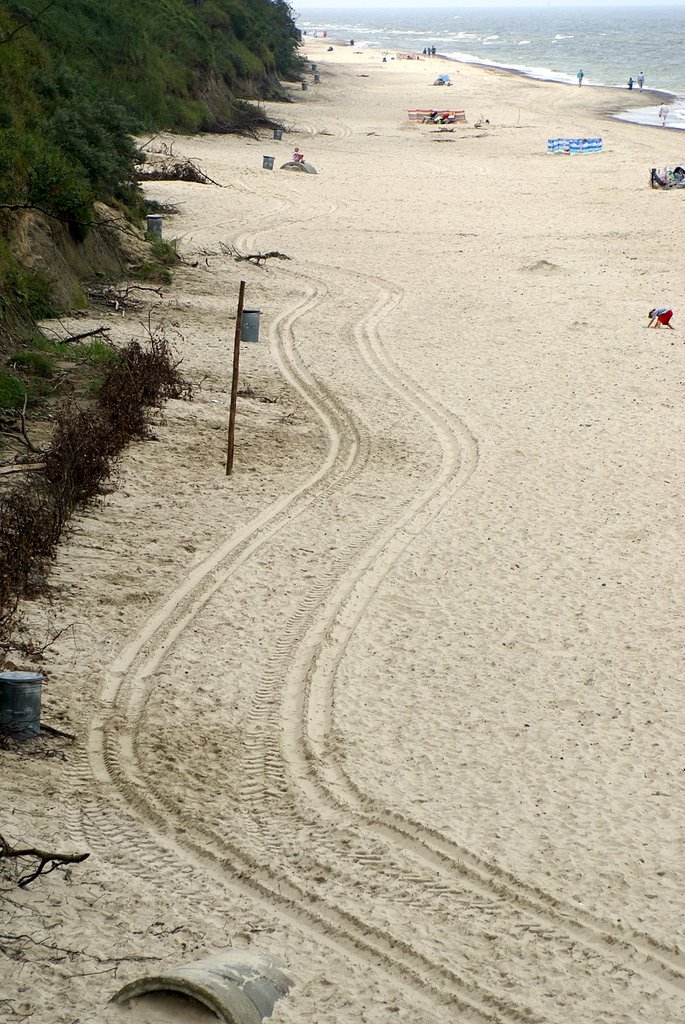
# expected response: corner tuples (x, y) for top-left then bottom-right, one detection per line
(0, 832), (89, 887)
(221, 243), (292, 266)
(54, 326), (110, 345)
(0, 465), (46, 477)
(85, 284), (163, 315)
(136, 157), (223, 187)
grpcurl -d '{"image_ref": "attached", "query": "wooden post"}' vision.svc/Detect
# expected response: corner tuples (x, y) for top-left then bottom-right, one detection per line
(226, 280), (246, 475)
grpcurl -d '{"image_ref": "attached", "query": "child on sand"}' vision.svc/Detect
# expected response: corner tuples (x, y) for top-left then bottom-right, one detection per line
(647, 307), (675, 329)
(292, 148), (304, 163)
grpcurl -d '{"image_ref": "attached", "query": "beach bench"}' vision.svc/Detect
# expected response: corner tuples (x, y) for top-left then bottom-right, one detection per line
(407, 109), (466, 125)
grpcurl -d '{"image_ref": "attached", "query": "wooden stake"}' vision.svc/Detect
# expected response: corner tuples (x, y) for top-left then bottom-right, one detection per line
(226, 280), (246, 475)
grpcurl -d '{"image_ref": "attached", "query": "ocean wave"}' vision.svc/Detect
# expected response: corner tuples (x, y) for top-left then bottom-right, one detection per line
(297, 8), (685, 96)
(442, 50), (583, 86)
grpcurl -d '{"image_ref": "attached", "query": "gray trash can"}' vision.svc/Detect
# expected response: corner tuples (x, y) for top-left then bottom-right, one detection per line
(145, 214), (163, 238)
(273, 128), (283, 141)
(262, 155), (275, 170)
(241, 309), (261, 343)
(311, 63), (317, 72)
(302, 81), (308, 91)
(314, 74), (320, 83)
(0, 671), (44, 740)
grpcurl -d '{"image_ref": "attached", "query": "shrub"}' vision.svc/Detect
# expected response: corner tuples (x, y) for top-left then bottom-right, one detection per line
(0, 331), (192, 654)
(9, 352), (53, 378)
(0, 371), (25, 411)
(70, 339), (118, 366)
(11, 269), (59, 319)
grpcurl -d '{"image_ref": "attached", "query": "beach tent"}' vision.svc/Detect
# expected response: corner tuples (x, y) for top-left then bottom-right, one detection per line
(547, 138), (602, 154)
(280, 161), (318, 173)
(433, 74), (452, 86)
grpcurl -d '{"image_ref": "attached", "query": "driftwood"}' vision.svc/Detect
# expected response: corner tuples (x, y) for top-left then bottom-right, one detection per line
(136, 158), (223, 187)
(0, 832), (89, 888)
(56, 325), (111, 345)
(221, 243), (291, 266)
(85, 284), (163, 314)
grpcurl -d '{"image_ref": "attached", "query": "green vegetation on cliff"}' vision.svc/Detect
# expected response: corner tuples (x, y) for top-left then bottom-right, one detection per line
(0, 0), (302, 350)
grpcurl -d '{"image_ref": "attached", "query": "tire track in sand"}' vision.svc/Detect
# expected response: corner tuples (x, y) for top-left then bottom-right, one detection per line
(84, 258), (537, 1023)
(266, 260), (685, 998)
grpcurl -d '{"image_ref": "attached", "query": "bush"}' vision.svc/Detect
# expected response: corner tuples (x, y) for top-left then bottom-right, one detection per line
(0, 371), (25, 411)
(11, 269), (59, 319)
(9, 352), (53, 378)
(0, 331), (192, 654)
(27, 147), (93, 240)
(70, 339), (118, 366)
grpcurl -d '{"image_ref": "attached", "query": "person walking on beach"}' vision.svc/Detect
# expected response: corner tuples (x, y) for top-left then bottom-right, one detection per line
(576, 69), (584, 87)
(647, 307), (674, 330)
(638, 71), (645, 91)
(659, 104), (669, 127)
(627, 76), (634, 90)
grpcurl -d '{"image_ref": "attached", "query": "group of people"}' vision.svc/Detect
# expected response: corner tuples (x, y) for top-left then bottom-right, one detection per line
(422, 46), (437, 56)
(576, 68), (668, 126)
(578, 68), (647, 93)
(626, 72), (646, 91)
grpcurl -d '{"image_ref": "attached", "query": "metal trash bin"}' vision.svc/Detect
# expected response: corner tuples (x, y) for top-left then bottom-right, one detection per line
(262, 155), (275, 170)
(302, 81), (308, 91)
(273, 128), (283, 141)
(311, 63), (317, 72)
(241, 309), (261, 343)
(314, 74), (320, 83)
(145, 214), (163, 238)
(0, 671), (44, 740)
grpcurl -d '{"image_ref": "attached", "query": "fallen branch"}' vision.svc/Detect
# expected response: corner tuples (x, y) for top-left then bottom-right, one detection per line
(136, 157), (223, 188)
(221, 243), (292, 266)
(57, 325), (111, 345)
(0, 833), (89, 887)
(0, 464), (46, 477)
(85, 283), (163, 314)
(39, 723), (76, 741)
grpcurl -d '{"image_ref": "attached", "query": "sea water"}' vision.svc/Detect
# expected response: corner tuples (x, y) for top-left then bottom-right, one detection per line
(297, 6), (685, 131)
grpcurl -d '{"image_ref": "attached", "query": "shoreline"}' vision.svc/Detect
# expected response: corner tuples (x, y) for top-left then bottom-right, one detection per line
(326, 36), (682, 131)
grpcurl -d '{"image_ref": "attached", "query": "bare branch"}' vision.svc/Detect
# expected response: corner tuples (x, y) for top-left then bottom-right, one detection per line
(0, 833), (89, 888)
(55, 325), (111, 345)
(17, 395), (41, 455)
(220, 242), (292, 266)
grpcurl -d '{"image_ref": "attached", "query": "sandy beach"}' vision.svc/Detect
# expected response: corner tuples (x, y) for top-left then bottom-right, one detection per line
(2, 38), (685, 1024)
